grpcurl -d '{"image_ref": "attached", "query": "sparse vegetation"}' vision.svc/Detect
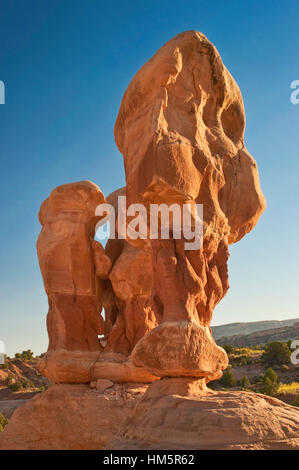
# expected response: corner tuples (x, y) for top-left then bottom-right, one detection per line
(220, 368), (236, 387)
(227, 346), (264, 367)
(292, 394), (299, 407)
(278, 381), (299, 394)
(223, 344), (234, 354)
(240, 375), (251, 388)
(262, 342), (291, 366)
(261, 368), (279, 396)
(14, 349), (34, 361)
(0, 352), (49, 399)
(211, 338), (298, 403)
(0, 412), (8, 432)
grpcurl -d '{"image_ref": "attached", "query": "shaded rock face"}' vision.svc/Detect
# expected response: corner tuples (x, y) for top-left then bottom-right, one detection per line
(37, 31), (265, 383)
(105, 240), (157, 355)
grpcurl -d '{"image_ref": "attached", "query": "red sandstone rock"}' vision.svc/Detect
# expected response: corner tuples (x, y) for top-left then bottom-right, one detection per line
(0, 384), (147, 450)
(131, 320), (227, 379)
(114, 30), (266, 378)
(1, 381), (298, 450)
(3, 31), (298, 453)
(95, 379), (114, 391)
(108, 378), (299, 450)
(106, 241), (157, 354)
(91, 357), (158, 383)
(38, 349), (100, 383)
(37, 350), (158, 384)
(37, 181), (112, 382)
(99, 188), (157, 355)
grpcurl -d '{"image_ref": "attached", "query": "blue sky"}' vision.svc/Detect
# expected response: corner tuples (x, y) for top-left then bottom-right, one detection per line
(0, 0), (298, 356)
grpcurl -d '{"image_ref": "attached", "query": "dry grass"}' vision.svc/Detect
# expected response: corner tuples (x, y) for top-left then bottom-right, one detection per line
(278, 382), (299, 393)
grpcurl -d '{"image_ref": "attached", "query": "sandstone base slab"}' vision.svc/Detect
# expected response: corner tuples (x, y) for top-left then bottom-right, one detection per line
(1, 380), (299, 450)
(109, 378), (299, 450)
(0, 384), (146, 450)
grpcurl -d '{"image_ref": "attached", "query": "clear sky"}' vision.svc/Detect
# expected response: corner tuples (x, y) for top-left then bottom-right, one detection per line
(0, 0), (298, 356)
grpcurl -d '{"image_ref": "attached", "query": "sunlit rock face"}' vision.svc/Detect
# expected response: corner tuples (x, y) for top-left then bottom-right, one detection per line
(36, 31), (266, 384)
(3, 31), (298, 454)
(115, 30), (265, 243)
(36, 181), (112, 382)
(115, 31), (266, 378)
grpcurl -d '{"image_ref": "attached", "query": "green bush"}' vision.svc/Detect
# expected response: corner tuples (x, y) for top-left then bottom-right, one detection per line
(9, 381), (23, 392)
(262, 342), (291, 366)
(261, 368), (279, 396)
(264, 367), (279, 383)
(223, 344), (234, 354)
(21, 379), (34, 389)
(262, 377), (278, 396)
(240, 375), (251, 388)
(14, 350), (34, 361)
(5, 375), (14, 387)
(221, 368), (236, 387)
(0, 413), (8, 432)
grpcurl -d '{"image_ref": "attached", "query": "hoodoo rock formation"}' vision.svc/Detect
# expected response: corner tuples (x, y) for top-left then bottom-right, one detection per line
(114, 30), (266, 379)
(1, 31), (298, 450)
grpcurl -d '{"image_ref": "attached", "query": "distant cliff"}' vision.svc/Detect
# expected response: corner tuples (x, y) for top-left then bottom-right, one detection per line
(215, 322), (299, 347)
(212, 318), (299, 341)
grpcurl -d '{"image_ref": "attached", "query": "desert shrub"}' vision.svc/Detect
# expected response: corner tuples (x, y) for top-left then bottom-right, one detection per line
(234, 346), (264, 356)
(252, 374), (264, 384)
(8, 381), (23, 392)
(5, 374), (35, 392)
(223, 344), (234, 354)
(240, 376), (251, 388)
(261, 368), (279, 396)
(264, 367), (279, 383)
(14, 350), (34, 361)
(262, 342), (291, 366)
(0, 413), (8, 432)
(21, 379), (34, 389)
(292, 394), (299, 407)
(262, 377), (278, 396)
(221, 368), (236, 387)
(5, 375), (14, 386)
